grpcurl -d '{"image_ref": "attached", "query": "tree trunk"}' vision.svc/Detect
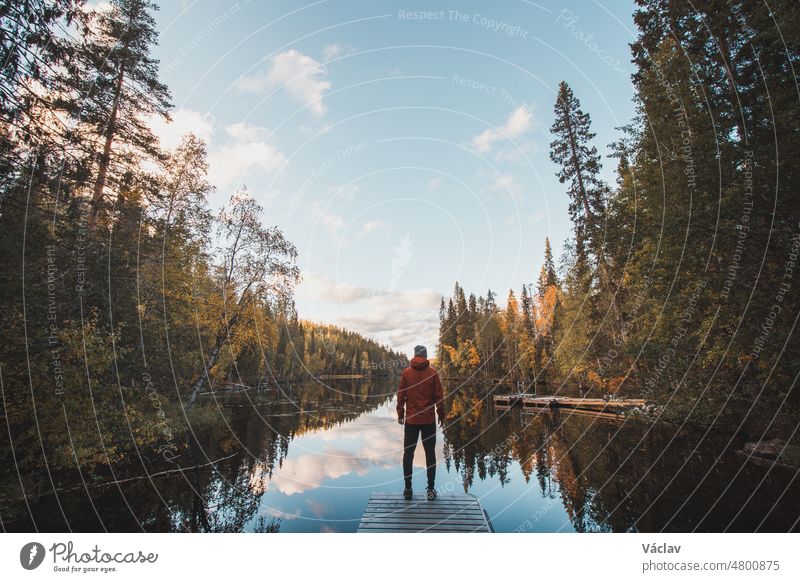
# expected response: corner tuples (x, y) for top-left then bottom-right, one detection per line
(87, 62), (125, 230)
(185, 314), (239, 410)
(564, 112), (594, 222)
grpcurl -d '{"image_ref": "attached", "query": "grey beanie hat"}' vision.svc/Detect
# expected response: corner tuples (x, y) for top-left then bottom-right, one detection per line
(413, 345), (427, 358)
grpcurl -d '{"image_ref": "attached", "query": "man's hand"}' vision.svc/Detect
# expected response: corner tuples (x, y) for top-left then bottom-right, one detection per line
(437, 417), (444, 428)
(398, 416), (404, 425)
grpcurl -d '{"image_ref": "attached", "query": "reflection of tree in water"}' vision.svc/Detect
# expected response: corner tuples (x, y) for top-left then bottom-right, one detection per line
(175, 379), (394, 532)
(3, 380), (392, 532)
(444, 392), (800, 532)
(443, 388), (517, 491)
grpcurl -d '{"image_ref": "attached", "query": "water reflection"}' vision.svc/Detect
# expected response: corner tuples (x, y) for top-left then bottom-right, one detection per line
(447, 403), (800, 533)
(4, 379), (799, 532)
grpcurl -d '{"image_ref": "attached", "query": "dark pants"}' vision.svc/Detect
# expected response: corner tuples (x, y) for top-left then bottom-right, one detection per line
(403, 422), (436, 489)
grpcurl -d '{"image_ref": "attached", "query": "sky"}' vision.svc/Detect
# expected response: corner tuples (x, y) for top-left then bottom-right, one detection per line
(146, 0), (639, 355)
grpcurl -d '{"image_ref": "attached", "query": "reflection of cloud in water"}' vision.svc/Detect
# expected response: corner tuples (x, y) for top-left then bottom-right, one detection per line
(260, 506), (301, 520)
(249, 401), (444, 495)
(260, 449), (384, 495)
(306, 498), (328, 518)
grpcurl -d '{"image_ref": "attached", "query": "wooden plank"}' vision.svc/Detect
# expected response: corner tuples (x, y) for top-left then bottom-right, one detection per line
(360, 521), (487, 529)
(369, 492), (477, 501)
(361, 516), (485, 523)
(362, 514), (484, 522)
(358, 492), (492, 533)
(362, 507), (481, 515)
(370, 501), (479, 509)
(364, 499), (478, 506)
(361, 507), (485, 516)
(492, 394), (524, 407)
(358, 523), (488, 532)
(365, 505), (481, 513)
(360, 514), (486, 523)
(362, 508), (484, 516)
(366, 500), (478, 506)
(359, 517), (487, 526)
(519, 396), (647, 412)
(356, 528), (482, 533)
(368, 496), (473, 501)
(360, 524), (487, 531)
(358, 519), (486, 529)
(358, 524), (488, 532)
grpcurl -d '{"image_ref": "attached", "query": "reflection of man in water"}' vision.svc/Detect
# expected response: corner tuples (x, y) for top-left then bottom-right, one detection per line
(396, 345), (444, 500)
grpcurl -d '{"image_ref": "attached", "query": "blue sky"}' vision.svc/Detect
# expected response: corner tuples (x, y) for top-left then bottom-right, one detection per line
(148, 0), (639, 354)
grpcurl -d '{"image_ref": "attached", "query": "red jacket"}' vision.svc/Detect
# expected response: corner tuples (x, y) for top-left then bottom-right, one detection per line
(397, 357), (444, 425)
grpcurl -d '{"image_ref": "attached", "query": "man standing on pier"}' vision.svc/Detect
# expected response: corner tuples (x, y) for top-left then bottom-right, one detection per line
(397, 345), (445, 500)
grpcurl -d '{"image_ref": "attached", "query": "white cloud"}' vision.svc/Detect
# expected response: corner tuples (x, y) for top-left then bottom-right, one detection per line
(389, 234), (412, 290)
(341, 310), (439, 354)
(238, 49), (331, 116)
(296, 272), (441, 353)
(322, 44), (343, 61)
(149, 110), (285, 190)
(491, 174), (523, 202)
(328, 183), (359, 201)
(528, 209), (545, 223)
(470, 105), (534, 153)
(225, 122), (272, 142)
(258, 505), (301, 521)
(209, 140), (286, 190)
(296, 271), (376, 303)
(83, 1), (112, 14)
(310, 202), (346, 242)
(299, 122), (333, 135)
(359, 219), (387, 237)
(150, 108), (215, 151)
(306, 498), (329, 518)
(494, 139), (540, 165)
(321, 43), (356, 63)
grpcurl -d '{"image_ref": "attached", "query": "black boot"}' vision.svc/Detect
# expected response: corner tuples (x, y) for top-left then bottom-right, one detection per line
(403, 486), (413, 500)
(426, 487), (437, 500)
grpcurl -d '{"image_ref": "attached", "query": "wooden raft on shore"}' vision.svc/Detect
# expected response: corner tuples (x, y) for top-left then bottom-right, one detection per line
(357, 493), (493, 533)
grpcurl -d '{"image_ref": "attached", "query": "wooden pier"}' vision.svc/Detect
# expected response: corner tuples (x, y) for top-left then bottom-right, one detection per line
(494, 394), (647, 414)
(358, 493), (493, 533)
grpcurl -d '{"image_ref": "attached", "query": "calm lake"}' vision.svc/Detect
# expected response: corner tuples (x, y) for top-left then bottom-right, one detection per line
(8, 378), (800, 532)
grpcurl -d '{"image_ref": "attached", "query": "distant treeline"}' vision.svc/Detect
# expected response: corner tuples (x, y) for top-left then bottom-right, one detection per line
(439, 0), (800, 432)
(272, 320), (407, 380)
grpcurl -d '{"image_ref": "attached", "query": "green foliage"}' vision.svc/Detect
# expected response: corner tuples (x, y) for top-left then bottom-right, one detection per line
(441, 1), (800, 434)
(439, 264), (561, 392)
(0, 1), (402, 491)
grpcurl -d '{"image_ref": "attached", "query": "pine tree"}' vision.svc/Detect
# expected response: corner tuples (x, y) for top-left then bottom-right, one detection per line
(503, 290), (520, 385)
(549, 81), (607, 247)
(468, 292), (478, 336)
(69, 0), (172, 229)
(476, 290), (502, 378)
(519, 285), (538, 389)
(437, 296), (448, 368)
(454, 281), (471, 345)
(536, 237), (559, 298)
(0, 0), (80, 182)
